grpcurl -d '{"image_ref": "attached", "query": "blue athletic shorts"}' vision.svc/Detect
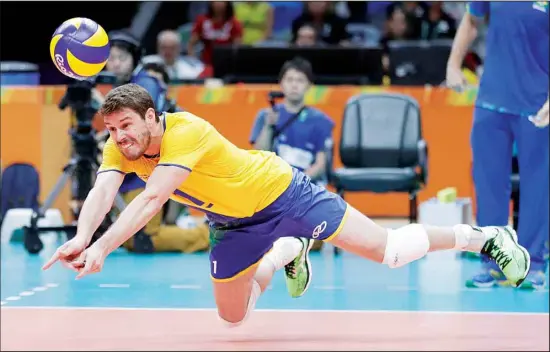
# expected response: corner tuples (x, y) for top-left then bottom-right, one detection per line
(208, 168), (349, 281)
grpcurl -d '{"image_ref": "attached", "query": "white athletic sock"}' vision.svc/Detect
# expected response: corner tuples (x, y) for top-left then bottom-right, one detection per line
(220, 279), (261, 328)
(453, 225), (488, 252)
(263, 237), (303, 271)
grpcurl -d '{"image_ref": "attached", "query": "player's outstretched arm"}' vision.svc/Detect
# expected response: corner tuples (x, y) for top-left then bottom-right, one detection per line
(42, 171), (124, 270)
(93, 165), (189, 256)
(77, 171), (125, 242)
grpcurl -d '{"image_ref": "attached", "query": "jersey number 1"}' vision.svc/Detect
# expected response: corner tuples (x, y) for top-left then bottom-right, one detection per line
(212, 260), (218, 275)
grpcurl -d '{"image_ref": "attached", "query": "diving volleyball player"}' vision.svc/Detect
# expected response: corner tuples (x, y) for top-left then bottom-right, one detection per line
(43, 84), (530, 327)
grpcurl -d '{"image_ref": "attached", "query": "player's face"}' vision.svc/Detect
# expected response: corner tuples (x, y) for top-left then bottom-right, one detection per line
(280, 68), (310, 104)
(104, 108), (153, 161)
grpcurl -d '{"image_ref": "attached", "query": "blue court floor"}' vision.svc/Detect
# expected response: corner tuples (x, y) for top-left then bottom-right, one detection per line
(1, 235), (548, 314)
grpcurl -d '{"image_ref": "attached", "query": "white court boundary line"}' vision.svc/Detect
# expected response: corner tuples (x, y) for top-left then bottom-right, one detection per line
(1, 306), (548, 316)
(0, 284), (59, 307)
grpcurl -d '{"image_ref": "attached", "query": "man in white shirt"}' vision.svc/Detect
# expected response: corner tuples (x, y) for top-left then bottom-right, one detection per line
(143, 30), (206, 80)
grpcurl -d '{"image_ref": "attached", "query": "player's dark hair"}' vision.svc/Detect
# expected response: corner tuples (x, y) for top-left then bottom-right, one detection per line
(99, 83), (159, 122)
(278, 57), (314, 83)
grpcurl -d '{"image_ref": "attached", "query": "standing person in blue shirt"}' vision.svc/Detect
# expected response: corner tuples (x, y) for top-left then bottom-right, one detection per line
(446, 1), (549, 289)
(250, 57), (334, 250)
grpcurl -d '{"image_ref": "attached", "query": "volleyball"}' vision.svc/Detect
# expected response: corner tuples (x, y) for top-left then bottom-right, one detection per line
(50, 17), (110, 80)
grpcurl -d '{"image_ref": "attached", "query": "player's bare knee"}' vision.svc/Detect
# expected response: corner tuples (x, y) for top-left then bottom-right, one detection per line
(383, 224), (429, 268)
(217, 309), (247, 328)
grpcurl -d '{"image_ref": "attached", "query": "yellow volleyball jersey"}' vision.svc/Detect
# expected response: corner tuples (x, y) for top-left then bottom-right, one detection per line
(98, 112), (293, 219)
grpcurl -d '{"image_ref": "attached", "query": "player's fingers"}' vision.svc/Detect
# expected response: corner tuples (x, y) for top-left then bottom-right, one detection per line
(445, 78), (462, 92)
(42, 250), (62, 270)
(534, 119), (549, 128)
(75, 256), (95, 280)
(529, 114), (548, 128)
(60, 259), (82, 272)
(75, 265), (91, 280)
(76, 265), (100, 280)
(454, 77), (467, 92)
(43, 241), (82, 270)
(59, 243), (81, 257)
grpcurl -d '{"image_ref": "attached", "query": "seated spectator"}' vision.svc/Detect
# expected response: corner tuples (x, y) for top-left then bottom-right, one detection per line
(142, 30), (208, 80)
(187, 1), (243, 66)
(268, 1), (303, 40)
(291, 1), (351, 46)
(234, 2), (274, 45)
(387, 1), (429, 39)
(293, 24), (320, 47)
(418, 2), (456, 40)
(118, 186), (210, 254)
(379, 6), (412, 73)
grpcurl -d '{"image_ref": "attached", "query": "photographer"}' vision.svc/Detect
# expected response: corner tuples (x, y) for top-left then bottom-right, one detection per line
(249, 57), (335, 251)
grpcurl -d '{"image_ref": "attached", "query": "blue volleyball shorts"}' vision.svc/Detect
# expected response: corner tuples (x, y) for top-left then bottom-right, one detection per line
(208, 168), (349, 281)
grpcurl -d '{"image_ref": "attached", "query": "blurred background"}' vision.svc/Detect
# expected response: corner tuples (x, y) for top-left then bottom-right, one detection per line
(0, 0), (548, 319)
(1, 0), (484, 85)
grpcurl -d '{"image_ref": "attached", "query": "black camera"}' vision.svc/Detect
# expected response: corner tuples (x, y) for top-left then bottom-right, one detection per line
(58, 79), (98, 134)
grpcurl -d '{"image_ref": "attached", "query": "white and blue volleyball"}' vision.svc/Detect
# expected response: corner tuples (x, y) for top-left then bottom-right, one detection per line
(50, 17), (110, 80)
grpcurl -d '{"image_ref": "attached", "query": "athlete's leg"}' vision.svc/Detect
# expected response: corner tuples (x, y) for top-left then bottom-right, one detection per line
(327, 205), (530, 286)
(512, 114), (549, 289)
(281, 168), (528, 295)
(327, 206), (477, 261)
(213, 268), (259, 325)
(253, 237), (303, 291)
(211, 234), (302, 326)
(470, 107), (515, 286)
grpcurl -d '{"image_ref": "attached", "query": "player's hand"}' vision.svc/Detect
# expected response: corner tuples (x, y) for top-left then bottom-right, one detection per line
(529, 99), (549, 128)
(265, 110), (279, 127)
(42, 236), (89, 272)
(75, 242), (108, 280)
(445, 65), (467, 92)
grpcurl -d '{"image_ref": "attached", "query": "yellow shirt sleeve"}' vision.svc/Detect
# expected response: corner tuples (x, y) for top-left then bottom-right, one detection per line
(158, 118), (212, 171)
(97, 138), (129, 174)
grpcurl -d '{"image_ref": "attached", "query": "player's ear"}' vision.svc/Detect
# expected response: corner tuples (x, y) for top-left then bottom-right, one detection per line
(144, 108), (157, 125)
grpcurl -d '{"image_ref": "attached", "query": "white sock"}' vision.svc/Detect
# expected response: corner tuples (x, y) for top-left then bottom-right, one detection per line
(220, 279), (261, 328)
(453, 225), (487, 252)
(263, 237), (303, 271)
